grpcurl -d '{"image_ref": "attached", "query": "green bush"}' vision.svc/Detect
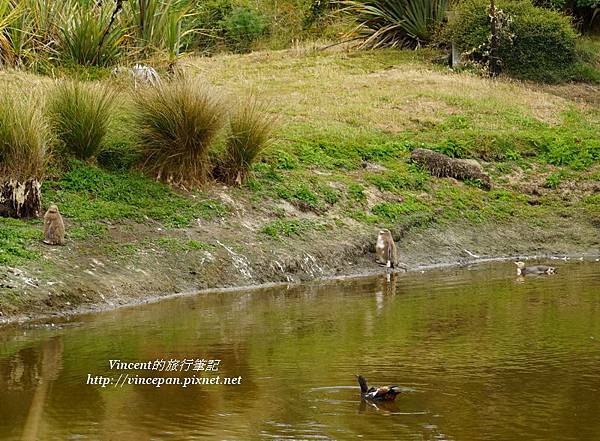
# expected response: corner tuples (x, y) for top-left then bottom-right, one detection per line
(47, 80), (116, 161)
(220, 6), (269, 53)
(134, 77), (226, 187)
(534, 0), (600, 32)
(445, 0), (580, 82)
(304, 0), (332, 28)
(189, 0), (234, 51)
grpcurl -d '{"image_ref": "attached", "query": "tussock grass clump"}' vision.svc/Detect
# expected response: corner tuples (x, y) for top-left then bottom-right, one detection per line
(218, 97), (276, 185)
(47, 80), (116, 161)
(0, 93), (50, 180)
(135, 77), (226, 187)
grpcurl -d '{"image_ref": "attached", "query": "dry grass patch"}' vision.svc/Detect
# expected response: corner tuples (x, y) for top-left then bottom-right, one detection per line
(182, 48), (583, 134)
(0, 92), (50, 180)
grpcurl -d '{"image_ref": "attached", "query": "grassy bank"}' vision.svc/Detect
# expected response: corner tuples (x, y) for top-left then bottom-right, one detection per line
(1, 47), (599, 320)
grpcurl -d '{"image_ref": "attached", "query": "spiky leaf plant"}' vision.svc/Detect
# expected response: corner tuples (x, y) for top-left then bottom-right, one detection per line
(343, 0), (448, 48)
(59, 3), (124, 66)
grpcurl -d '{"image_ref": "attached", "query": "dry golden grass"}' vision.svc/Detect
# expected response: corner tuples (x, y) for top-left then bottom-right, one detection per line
(181, 47), (599, 136)
(0, 92), (50, 180)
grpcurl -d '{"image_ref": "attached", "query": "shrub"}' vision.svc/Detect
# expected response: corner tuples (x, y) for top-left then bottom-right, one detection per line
(0, 93), (50, 180)
(217, 97), (276, 185)
(445, 0), (579, 82)
(304, 0), (337, 28)
(190, 0), (234, 51)
(534, 0), (600, 32)
(47, 80), (116, 161)
(58, 4), (123, 67)
(220, 6), (269, 52)
(343, 0), (448, 48)
(134, 77), (226, 187)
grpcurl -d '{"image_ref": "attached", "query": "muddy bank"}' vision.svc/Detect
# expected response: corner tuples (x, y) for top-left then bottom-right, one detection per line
(1, 215), (598, 327)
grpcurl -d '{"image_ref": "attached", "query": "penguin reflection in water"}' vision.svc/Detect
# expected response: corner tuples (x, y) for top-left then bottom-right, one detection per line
(381, 272), (398, 296)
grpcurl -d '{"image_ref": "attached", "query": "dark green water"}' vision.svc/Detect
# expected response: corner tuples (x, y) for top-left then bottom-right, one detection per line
(1, 261), (599, 440)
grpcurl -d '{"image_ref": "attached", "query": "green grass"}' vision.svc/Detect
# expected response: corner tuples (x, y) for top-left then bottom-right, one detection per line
(347, 183), (367, 204)
(68, 223), (109, 240)
(261, 219), (326, 238)
(371, 198), (431, 223)
(365, 164), (429, 193)
(545, 171), (566, 189)
(283, 135), (410, 170)
(274, 181), (321, 211)
(43, 162), (228, 227)
(583, 194), (600, 208)
(0, 218), (42, 265)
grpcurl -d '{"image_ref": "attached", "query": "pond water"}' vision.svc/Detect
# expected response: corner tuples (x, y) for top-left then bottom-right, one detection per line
(0, 261), (599, 440)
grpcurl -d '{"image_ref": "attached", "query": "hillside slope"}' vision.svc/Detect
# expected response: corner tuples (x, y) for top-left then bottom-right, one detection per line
(1, 47), (599, 323)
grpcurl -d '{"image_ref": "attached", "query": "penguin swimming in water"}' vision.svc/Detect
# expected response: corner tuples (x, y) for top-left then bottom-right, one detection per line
(356, 375), (401, 401)
(514, 261), (556, 276)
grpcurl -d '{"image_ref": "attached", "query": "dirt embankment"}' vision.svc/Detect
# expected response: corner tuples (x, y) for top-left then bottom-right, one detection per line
(1, 211), (598, 326)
